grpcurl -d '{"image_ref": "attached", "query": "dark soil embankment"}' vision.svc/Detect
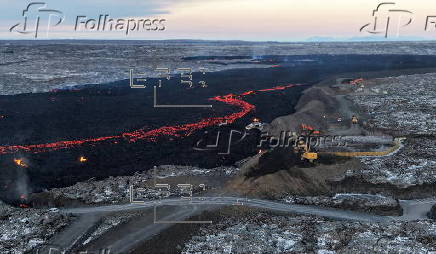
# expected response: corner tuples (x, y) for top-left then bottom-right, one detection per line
(225, 76), (363, 198)
(227, 147), (403, 215)
(227, 148), (358, 198)
(266, 84), (367, 138)
(266, 86), (337, 136)
(228, 59), (436, 201)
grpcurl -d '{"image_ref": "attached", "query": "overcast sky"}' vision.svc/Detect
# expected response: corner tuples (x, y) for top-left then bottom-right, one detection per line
(1, 0), (436, 41)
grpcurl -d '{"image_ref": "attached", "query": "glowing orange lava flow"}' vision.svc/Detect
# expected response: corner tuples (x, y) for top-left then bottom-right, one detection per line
(0, 84), (298, 155)
(14, 159), (28, 167)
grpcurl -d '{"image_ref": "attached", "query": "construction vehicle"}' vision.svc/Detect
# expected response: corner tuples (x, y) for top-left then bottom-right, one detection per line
(295, 123), (320, 162)
(300, 123), (321, 135)
(350, 78), (364, 86)
(245, 118), (264, 130)
(351, 115), (358, 125)
(302, 151), (318, 162)
(294, 140), (318, 163)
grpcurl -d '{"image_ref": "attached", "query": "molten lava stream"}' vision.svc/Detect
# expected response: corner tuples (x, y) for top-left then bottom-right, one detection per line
(0, 84), (297, 155)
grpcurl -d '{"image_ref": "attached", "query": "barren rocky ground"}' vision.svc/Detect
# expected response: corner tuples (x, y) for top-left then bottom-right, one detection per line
(3, 41), (436, 95)
(281, 193), (402, 216)
(31, 165), (239, 206)
(182, 208), (436, 254)
(349, 73), (436, 186)
(0, 201), (72, 254)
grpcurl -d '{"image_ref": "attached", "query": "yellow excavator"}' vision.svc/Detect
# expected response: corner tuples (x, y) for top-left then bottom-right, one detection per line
(295, 124), (319, 163)
(295, 140), (318, 163)
(351, 115), (359, 125)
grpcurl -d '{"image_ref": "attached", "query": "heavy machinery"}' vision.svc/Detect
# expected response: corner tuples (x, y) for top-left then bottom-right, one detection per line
(245, 117), (264, 130)
(294, 140), (318, 163)
(351, 115), (359, 125)
(349, 78), (364, 86)
(301, 123), (321, 135)
(294, 123), (320, 163)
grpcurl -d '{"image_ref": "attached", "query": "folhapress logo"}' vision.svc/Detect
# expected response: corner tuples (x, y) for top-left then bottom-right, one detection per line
(9, 2), (64, 38)
(75, 15), (166, 35)
(10, 2), (167, 38)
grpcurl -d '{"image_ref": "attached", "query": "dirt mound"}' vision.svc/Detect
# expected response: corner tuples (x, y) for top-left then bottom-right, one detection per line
(227, 148), (362, 198)
(266, 86), (338, 137)
(294, 86), (339, 112)
(244, 148), (307, 178)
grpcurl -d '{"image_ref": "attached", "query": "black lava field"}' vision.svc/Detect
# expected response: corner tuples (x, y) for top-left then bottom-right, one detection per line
(2, 54), (436, 202)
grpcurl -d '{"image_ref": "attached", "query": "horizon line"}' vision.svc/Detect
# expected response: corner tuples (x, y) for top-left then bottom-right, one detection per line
(1, 38), (436, 43)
